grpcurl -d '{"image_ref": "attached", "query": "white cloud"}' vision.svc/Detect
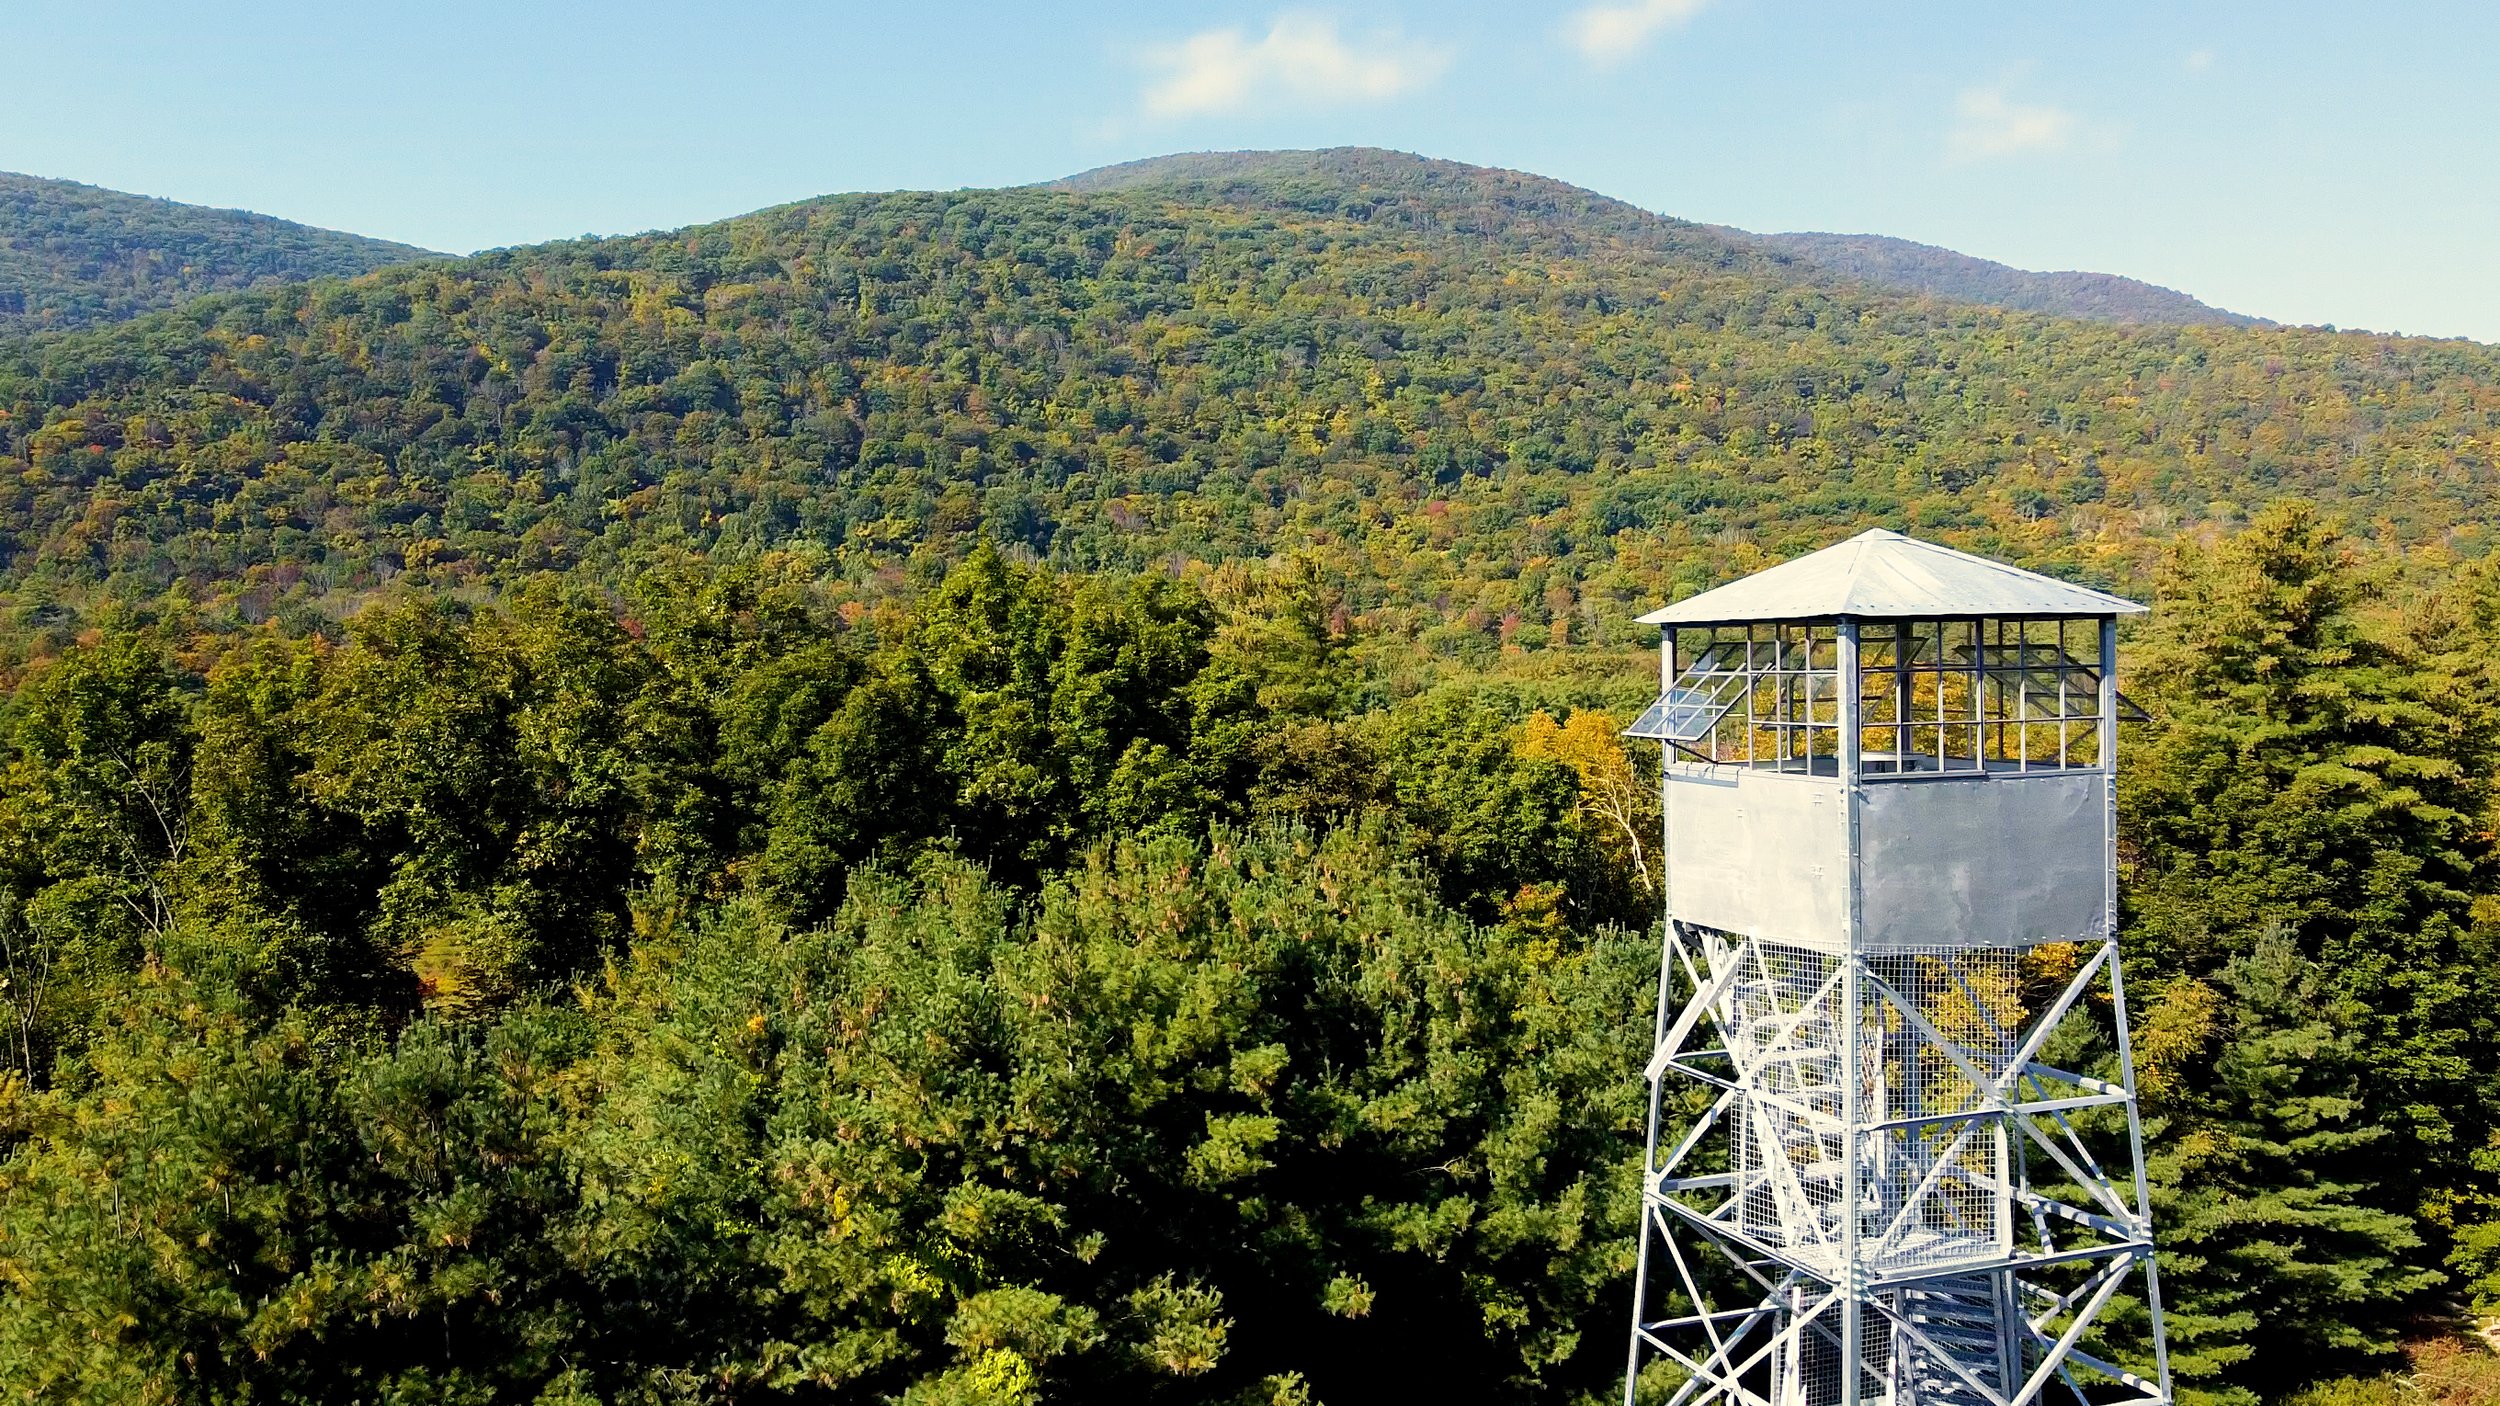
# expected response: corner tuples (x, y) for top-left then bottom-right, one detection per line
(1139, 15), (1449, 118)
(1562, 0), (1710, 67)
(2185, 48), (2215, 73)
(1946, 83), (2079, 161)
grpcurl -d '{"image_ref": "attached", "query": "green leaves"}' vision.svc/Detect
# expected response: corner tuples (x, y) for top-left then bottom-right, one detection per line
(1318, 1274), (1374, 1319)
(2126, 934), (2443, 1406)
(0, 971), (590, 1401)
(2116, 503), (2500, 1400)
(18, 502), (2500, 1404)
(1125, 1277), (1229, 1377)
(753, 545), (1263, 921)
(0, 635), (195, 1078)
(170, 822), (1628, 1404)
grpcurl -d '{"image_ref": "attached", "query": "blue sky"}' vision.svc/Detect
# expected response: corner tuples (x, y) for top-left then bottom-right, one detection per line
(8, 1), (2494, 341)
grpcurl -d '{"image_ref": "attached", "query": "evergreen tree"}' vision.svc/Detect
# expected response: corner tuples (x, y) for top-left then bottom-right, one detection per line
(0, 946), (586, 1400)
(2121, 501), (2497, 1242)
(2119, 935), (2440, 1406)
(3, 514), (2496, 1403)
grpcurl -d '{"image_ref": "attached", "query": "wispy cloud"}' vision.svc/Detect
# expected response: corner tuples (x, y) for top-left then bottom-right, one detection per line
(1946, 83), (2079, 161)
(2185, 48), (2215, 74)
(1139, 15), (1449, 118)
(1562, 0), (1710, 68)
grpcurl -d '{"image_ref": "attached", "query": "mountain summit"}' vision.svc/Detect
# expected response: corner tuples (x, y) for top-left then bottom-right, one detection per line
(1054, 147), (1780, 271)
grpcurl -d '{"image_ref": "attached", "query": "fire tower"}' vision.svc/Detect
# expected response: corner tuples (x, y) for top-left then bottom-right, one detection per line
(1621, 530), (2172, 1406)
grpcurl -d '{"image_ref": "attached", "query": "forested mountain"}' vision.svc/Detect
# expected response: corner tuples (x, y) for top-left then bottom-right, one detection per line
(0, 148), (2496, 1405)
(0, 171), (436, 331)
(1, 147), (2494, 676)
(1064, 152), (2262, 328)
(1739, 229), (2263, 327)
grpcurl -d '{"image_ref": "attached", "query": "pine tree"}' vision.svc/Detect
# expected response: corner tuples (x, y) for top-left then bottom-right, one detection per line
(2121, 501), (2497, 1244)
(2122, 935), (2441, 1406)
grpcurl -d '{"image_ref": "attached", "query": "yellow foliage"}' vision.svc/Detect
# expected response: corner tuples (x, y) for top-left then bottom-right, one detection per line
(2133, 976), (2223, 1102)
(1519, 709), (1657, 894)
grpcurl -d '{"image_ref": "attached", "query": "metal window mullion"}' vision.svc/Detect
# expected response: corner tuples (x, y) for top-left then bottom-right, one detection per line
(1966, 622), (1982, 770)
(1974, 618), (1989, 768)
(1894, 623), (1914, 772)
(1932, 619), (1947, 772)
(1746, 625), (1758, 767)
(1713, 630), (1730, 762)
(1768, 626), (1782, 767)
(2018, 620), (2032, 771)
(2058, 620), (2071, 768)
(1810, 627), (1824, 769)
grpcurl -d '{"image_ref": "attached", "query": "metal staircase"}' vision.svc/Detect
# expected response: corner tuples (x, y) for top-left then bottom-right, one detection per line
(1891, 1277), (2013, 1406)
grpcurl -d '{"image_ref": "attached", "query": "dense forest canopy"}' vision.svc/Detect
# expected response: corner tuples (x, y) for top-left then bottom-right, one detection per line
(0, 172), (436, 332)
(0, 150), (2494, 1405)
(0, 517), (2495, 1405)
(0, 148), (2494, 678)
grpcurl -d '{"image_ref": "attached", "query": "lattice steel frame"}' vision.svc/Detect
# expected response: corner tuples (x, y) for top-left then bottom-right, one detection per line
(1624, 618), (2173, 1406)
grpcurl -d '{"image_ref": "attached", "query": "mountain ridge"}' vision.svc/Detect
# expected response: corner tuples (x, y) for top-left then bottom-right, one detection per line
(0, 171), (439, 331)
(1734, 228), (2262, 328)
(0, 145), (2492, 668)
(0, 149), (2295, 339)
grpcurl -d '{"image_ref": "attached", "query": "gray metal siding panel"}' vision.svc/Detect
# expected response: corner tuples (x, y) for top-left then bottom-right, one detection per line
(1665, 768), (1848, 952)
(1857, 773), (2107, 949)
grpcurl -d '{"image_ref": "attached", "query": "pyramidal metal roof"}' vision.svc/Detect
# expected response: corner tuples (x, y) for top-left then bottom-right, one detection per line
(1636, 529), (2146, 625)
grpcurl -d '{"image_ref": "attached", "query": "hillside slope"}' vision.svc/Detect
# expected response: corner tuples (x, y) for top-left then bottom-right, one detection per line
(1738, 230), (2260, 327)
(0, 171), (437, 331)
(0, 148), (2493, 665)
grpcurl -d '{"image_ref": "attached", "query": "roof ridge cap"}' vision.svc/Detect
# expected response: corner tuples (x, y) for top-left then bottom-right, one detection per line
(1840, 533), (1879, 606)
